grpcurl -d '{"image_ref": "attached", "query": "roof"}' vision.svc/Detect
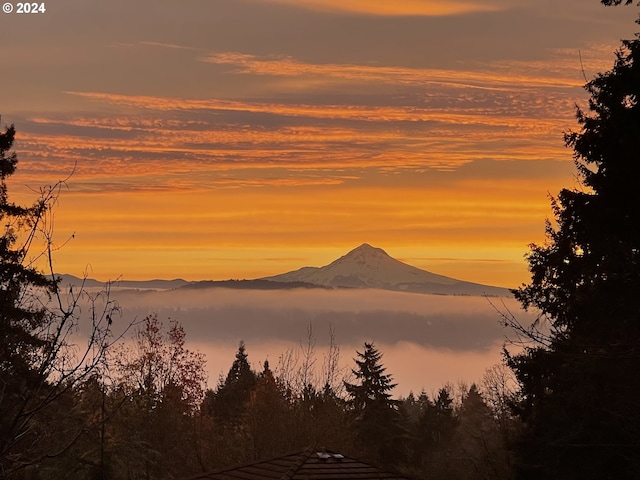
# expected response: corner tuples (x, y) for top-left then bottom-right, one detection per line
(185, 447), (410, 480)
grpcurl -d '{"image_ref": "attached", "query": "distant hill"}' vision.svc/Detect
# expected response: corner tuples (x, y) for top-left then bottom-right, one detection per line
(180, 279), (328, 290)
(262, 243), (511, 297)
(57, 274), (189, 290)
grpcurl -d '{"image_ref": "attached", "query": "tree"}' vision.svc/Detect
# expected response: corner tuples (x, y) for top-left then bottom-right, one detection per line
(247, 360), (295, 460)
(110, 314), (207, 478)
(113, 313), (206, 414)
(505, 18), (640, 479)
(211, 341), (257, 425)
(450, 385), (513, 480)
(601, 0), (635, 5)
(344, 342), (404, 467)
(1, 123), (117, 477)
(405, 387), (457, 479)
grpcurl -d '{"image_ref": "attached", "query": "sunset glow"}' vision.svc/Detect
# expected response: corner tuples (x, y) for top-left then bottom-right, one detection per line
(3, 0), (637, 288)
(255, 0), (501, 17)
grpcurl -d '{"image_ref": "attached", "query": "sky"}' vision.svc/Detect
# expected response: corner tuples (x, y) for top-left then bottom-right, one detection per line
(2, 0), (639, 287)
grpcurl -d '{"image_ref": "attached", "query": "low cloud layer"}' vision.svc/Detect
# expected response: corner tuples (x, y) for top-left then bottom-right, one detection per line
(75, 287), (535, 395)
(107, 287), (533, 351)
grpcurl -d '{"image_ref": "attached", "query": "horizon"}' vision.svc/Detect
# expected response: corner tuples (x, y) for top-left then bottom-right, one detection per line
(3, 1), (638, 288)
(59, 241), (516, 289)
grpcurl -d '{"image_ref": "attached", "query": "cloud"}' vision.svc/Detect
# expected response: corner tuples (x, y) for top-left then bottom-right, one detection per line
(13, 87), (578, 189)
(102, 287), (535, 351)
(137, 41), (202, 51)
(72, 286), (535, 396)
(11, 41), (613, 191)
(204, 52), (583, 90)
(253, 0), (501, 17)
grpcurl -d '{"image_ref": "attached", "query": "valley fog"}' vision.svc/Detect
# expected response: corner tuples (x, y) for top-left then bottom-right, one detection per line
(94, 287), (535, 397)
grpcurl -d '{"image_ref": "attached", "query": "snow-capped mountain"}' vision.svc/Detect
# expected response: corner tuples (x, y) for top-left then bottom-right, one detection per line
(262, 243), (511, 296)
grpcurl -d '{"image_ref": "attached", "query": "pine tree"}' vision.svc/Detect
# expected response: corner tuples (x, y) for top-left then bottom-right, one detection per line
(0, 124), (56, 416)
(344, 342), (404, 466)
(507, 17), (640, 479)
(248, 360), (294, 459)
(213, 341), (257, 424)
(1, 124), (71, 474)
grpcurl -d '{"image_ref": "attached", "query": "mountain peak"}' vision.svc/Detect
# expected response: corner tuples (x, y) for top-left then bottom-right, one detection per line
(345, 243), (390, 258)
(350, 243), (387, 253)
(354, 243), (375, 250)
(262, 244), (510, 296)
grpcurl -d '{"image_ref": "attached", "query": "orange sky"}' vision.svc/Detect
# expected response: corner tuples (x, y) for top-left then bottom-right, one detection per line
(3, 0), (638, 288)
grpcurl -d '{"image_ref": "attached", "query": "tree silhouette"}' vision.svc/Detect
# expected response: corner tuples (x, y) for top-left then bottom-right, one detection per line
(344, 342), (404, 467)
(0, 123), (117, 476)
(212, 341), (257, 425)
(506, 18), (640, 480)
(601, 0), (635, 5)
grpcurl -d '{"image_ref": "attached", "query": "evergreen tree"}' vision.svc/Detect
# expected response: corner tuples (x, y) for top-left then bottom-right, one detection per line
(344, 342), (404, 467)
(430, 387), (456, 443)
(399, 391), (431, 474)
(247, 360), (294, 459)
(412, 387), (457, 478)
(507, 16), (640, 479)
(213, 341), (257, 424)
(452, 385), (513, 480)
(1, 124), (56, 468)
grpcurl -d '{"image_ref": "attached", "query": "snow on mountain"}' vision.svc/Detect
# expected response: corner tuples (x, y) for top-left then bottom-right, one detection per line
(262, 243), (510, 296)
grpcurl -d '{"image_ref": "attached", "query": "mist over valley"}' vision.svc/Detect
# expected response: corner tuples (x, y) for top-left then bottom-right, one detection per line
(65, 244), (533, 396)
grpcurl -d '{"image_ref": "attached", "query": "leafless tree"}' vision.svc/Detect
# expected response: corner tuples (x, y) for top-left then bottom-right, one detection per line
(1, 129), (124, 476)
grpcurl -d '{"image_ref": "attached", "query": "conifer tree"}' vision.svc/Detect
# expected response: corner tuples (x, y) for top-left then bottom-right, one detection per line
(506, 14), (640, 479)
(248, 360), (294, 459)
(213, 341), (257, 424)
(344, 343), (404, 466)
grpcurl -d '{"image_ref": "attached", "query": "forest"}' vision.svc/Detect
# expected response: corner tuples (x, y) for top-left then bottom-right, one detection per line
(1, 303), (519, 480)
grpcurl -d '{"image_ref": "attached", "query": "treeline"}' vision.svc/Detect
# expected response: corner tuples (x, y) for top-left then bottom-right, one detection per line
(3, 313), (520, 480)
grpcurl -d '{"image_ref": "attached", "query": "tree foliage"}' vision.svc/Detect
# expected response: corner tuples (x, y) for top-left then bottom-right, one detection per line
(506, 19), (640, 480)
(344, 342), (404, 467)
(209, 340), (257, 425)
(0, 123), (117, 477)
(113, 313), (207, 414)
(106, 314), (208, 478)
(601, 0), (636, 5)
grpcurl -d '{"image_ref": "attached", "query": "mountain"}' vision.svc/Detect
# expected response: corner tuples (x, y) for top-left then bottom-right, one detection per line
(180, 279), (328, 290)
(58, 274), (189, 290)
(56, 244), (511, 296)
(262, 243), (511, 297)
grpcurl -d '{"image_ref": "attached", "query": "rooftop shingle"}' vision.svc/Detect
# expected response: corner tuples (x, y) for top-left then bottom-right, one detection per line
(185, 448), (410, 480)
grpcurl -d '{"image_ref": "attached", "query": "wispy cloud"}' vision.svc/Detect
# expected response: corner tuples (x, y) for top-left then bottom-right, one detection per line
(204, 52), (584, 90)
(137, 41), (202, 51)
(253, 0), (501, 17)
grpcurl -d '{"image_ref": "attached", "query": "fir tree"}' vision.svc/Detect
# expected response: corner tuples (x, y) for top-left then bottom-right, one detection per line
(213, 341), (257, 424)
(507, 16), (640, 479)
(344, 342), (404, 467)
